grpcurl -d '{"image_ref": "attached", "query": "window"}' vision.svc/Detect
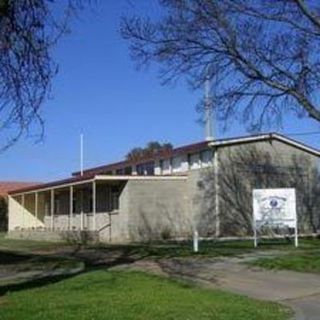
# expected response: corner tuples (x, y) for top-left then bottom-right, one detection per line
(145, 162), (155, 175)
(172, 156), (182, 172)
(54, 197), (60, 215)
(189, 153), (200, 170)
(116, 168), (125, 175)
(136, 161), (155, 175)
(160, 159), (171, 174)
(72, 197), (77, 214)
(200, 149), (213, 167)
(107, 186), (120, 211)
(124, 166), (132, 175)
(136, 163), (144, 175)
(115, 167), (132, 175)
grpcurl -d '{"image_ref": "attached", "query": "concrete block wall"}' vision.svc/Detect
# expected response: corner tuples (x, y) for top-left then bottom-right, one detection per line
(123, 179), (190, 242)
(187, 168), (217, 237)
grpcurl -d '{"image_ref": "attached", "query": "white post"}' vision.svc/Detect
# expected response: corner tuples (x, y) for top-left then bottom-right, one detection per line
(92, 181), (96, 230)
(50, 189), (54, 230)
(80, 133), (84, 177)
(21, 194), (25, 229)
(80, 188), (84, 230)
(254, 228), (258, 248)
(35, 192), (38, 220)
(294, 190), (298, 248)
(253, 219), (258, 248)
(294, 219), (299, 248)
(193, 230), (199, 253)
(214, 148), (220, 237)
(69, 186), (73, 231)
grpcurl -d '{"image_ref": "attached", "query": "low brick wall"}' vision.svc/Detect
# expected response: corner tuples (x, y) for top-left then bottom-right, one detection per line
(6, 230), (99, 244)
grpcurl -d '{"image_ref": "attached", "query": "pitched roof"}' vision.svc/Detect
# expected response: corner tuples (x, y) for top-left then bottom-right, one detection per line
(8, 132), (320, 195)
(72, 132), (320, 177)
(0, 181), (39, 196)
(72, 140), (211, 177)
(209, 132), (320, 156)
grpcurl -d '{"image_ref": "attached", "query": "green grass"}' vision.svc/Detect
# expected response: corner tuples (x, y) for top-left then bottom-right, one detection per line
(2, 231), (320, 260)
(0, 270), (291, 320)
(0, 233), (82, 286)
(0, 232), (70, 253)
(250, 250), (320, 274)
(91, 238), (320, 260)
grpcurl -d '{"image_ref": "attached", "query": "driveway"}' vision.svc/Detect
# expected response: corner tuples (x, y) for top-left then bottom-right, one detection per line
(121, 253), (320, 320)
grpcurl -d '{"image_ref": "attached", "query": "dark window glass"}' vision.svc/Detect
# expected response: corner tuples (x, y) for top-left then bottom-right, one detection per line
(145, 162), (155, 175)
(116, 168), (124, 175)
(124, 166), (132, 175)
(136, 162), (155, 175)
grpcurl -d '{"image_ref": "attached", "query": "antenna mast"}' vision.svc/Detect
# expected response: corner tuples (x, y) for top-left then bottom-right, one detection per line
(204, 76), (214, 141)
(80, 133), (84, 176)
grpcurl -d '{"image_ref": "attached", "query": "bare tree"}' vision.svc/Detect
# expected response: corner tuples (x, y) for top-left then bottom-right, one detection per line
(0, 0), (87, 150)
(121, 1), (320, 130)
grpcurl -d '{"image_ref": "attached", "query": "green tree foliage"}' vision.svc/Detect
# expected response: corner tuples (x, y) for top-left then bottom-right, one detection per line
(126, 141), (173, 161)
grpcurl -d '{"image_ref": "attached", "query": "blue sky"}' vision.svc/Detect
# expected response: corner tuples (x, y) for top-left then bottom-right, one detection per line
(1, 0), (320, 182)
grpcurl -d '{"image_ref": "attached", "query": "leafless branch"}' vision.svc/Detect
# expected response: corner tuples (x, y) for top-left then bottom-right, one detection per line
(121, 0), (320, 131)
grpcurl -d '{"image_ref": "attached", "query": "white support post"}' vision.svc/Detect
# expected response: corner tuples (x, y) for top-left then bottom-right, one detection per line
(80, 189), (84, 231)
(50, 189), (54, 230)
(214, 149), (220, 237)
(35, 192), (38, 220)
(21, 194), (25, 229)
(92, 181), (96, 230)
(69, 186), (73, 231)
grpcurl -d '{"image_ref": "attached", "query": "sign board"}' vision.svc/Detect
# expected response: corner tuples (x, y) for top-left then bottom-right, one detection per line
(252, 188), (298, 247)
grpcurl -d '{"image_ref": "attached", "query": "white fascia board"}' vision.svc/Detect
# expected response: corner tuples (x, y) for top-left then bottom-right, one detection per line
(11, 178), (96, 196)
(11, 175), (188, 197)
(208, 133), (320, 157)
(208, 134), (272, 148)
(94, 175), (188, 181)
(273, 134), (320, 156)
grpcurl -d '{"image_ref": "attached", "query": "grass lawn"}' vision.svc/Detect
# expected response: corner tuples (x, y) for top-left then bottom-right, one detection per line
(250, 250), (320, 274)
(0, 233), (82, 287)
(92, 238), (320, 260)
(2, 231), (320, 260)
(0, 232), (70, 253)
(0, 270), (291, 320)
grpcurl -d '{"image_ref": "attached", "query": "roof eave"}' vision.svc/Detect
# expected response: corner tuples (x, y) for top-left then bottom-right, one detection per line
(208, 133), (320, 157)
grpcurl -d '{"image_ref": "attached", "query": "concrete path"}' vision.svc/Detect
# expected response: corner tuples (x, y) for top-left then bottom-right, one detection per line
(123, 255), (320, 320)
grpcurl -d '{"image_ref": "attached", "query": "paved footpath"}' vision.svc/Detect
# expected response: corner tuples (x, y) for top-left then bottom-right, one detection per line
(123, 254), (320, 320)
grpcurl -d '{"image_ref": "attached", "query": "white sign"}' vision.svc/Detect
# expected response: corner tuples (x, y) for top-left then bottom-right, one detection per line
(252, 188), (298, 247)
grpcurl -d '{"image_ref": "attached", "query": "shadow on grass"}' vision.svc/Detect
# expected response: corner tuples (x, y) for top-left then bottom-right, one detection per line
(0, 246), (148, 297)
(1, 238), (319, 297)
(0, 251), (36, 265)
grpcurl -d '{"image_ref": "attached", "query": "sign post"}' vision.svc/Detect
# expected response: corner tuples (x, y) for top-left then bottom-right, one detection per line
(193, 230), (199, 253)
(253, 188), (298, 248)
